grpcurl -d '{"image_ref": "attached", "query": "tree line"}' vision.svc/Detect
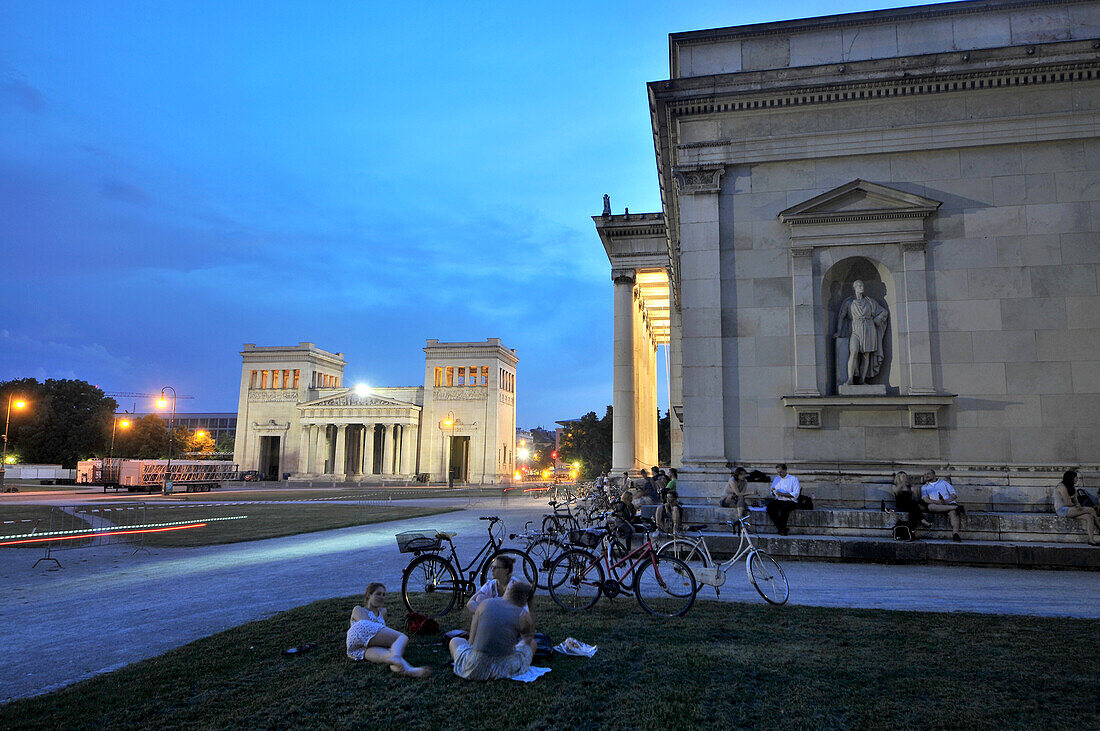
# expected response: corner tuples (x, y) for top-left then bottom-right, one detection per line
(0, 378), (232, 467)
(554, 406), (670, 479)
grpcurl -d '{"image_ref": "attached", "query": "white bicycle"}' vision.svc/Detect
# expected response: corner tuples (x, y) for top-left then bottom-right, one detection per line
(656, 507), (789, 605)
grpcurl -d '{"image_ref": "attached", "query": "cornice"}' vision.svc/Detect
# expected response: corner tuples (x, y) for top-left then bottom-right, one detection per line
(668, 59), (1100, 120)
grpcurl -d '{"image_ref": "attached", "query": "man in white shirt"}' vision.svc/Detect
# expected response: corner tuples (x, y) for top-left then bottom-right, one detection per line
(920, 470), (963, 542)
(765, 463), (801, 535)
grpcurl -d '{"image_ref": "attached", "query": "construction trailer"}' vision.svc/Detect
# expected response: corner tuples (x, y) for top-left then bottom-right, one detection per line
(77, 459), (238, 493)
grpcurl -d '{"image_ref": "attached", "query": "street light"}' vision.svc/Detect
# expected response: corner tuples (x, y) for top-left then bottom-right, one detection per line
(0, 394), (27, 491)
(109, 413), (131, 459)
(158, 386), (177, 494)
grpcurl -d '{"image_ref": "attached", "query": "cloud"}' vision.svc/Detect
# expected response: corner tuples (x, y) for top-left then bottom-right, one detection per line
(100, 177), (154, 206)
(0, 76), (45, 113)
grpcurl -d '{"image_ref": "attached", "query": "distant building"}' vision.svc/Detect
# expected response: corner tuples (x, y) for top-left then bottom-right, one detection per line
(131, 412), (237, 443)
(233, 339), (518, 483)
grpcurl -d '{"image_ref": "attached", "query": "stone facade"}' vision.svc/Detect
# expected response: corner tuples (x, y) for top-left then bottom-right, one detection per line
(233, 339), (517, 483)
(600, 0), (1100, 494)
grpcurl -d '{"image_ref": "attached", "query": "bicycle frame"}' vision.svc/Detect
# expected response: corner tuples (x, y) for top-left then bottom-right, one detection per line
(598, 530), (660, 585)
(435, 518), (504, 581)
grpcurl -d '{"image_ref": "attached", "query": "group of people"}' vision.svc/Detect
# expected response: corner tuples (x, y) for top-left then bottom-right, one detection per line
(890, 469), (966, 542)
(346, 554), (539, 682)
(720, 463), (805, 535)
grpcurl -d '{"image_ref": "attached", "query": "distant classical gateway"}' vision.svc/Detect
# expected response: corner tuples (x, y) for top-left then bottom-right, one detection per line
(233, 339), (518, 483)
(596, 0), (1100, 494)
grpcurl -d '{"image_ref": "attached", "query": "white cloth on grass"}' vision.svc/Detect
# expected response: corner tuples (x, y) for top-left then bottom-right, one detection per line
(510, 666), (552, 683)
(553, 638), (597, 657)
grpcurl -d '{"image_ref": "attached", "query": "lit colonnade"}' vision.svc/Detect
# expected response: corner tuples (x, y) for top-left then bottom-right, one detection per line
(297, 394), (420, 480)
(595, 209), (675, 475)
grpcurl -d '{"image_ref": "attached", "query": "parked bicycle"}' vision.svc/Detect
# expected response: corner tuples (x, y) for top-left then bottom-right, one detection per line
(508, 521), (567, 590)
(542, 498), (581, 536)
(398, 516), (538, 618)
(655, 507), (789, 605)
(547, 518), (698, 617)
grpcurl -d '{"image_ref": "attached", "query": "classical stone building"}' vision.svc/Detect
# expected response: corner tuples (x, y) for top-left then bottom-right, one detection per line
(597, 0), (1100, 495)
(233, 339), (518, 483)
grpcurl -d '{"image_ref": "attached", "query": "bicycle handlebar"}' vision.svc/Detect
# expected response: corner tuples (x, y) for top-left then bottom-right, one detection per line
(479, 516), (500, 522)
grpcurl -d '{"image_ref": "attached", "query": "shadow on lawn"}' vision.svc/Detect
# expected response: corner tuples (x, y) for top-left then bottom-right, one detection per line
(2, 594), (1095, 730)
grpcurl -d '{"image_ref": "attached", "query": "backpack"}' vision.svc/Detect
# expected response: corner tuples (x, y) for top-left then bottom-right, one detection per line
(892, 523), (914, 542)
(533, 632), (554, 661)
(1077, 489), (1096, 508)
(403, 612), (440, 636)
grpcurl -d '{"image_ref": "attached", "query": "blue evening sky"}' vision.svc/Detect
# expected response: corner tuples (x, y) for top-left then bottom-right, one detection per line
(1, 0), (929, 427)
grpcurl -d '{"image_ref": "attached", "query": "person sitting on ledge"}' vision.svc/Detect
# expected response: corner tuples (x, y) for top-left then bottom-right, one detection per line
(655, 488), (682, 535)
(721, 467), (759, 520)
(765, 463), (800, 536)
(920, 470), (964, 542)
(633, 468), (659, 506)
(610, 489), (637, 549)
(450, 581), (537, 681)
(1054, 470), (1100, 546)
(467, 553), (533, 615)
(892, 471), (931, 534)
(346, 583), (430, 678)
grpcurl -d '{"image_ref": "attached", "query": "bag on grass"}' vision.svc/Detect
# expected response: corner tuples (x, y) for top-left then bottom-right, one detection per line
(533, 632), (554, 661)
(404, 612), (440, 636)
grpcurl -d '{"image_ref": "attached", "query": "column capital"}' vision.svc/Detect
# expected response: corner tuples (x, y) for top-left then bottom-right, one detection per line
(673, 165), (725, 195)
(611, 269), (636, 284)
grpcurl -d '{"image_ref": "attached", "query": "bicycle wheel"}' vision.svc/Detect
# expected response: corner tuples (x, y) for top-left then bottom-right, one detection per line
(547, 549), (603, 611)
(656, 539), (711, 579)
(747, 550), (789, 605)
(527, 536), (566, 590)
(479, 548), (539, 590)
(633, 555), (697, 617)
(401, 553), (459, 618)
(542, 513), (580, 537)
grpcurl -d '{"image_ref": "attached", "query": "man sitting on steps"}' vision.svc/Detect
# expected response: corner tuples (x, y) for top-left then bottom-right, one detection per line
(765, 463), (801, 536)
(920, 469), (964, 543)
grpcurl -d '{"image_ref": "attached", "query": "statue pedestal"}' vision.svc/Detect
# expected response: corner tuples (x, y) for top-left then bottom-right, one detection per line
(838, 383), (887, 396)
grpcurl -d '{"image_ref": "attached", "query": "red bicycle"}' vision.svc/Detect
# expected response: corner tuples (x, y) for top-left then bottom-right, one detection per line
(546, 518), (697, 617)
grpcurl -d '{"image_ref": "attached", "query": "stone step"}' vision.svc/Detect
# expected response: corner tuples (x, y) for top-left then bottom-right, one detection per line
(693, 531), (1100, 571)
(681, 504), (1095, 544)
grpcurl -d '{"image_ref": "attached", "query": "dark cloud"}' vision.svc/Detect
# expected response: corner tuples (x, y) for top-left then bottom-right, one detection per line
(1, 77), (45, 113)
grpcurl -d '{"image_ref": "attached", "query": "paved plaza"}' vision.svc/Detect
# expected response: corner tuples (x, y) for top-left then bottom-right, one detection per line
(1, 493), (1098, 703)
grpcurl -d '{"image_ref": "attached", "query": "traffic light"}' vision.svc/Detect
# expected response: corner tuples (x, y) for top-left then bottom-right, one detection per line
(551, 451), (558, 460)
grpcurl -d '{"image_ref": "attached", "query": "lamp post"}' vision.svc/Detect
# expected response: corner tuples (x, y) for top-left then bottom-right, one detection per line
(109, 414), (131, 460)
(0, 394), (27, 492)
(157, 387), (176, 494)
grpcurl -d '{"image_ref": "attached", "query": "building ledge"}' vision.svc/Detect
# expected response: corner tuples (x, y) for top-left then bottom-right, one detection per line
(781, 393), (956, 429)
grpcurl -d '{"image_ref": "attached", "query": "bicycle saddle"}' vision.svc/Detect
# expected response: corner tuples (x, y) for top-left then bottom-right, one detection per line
(436, 531), (457, 539)
(479, 516), (499, 521)
(683, 523), (709, 531)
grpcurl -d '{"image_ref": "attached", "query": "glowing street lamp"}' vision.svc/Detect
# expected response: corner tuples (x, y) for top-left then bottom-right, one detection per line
(108, 413), (131, 461)
(0, 394), (28, 490)
(158, 386), (177, 494)
(440, 413), (456, 489)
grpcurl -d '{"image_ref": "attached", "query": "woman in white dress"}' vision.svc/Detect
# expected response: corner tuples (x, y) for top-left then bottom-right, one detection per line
(346, 583), (430, 677)
(1053, 470), (1100, 546)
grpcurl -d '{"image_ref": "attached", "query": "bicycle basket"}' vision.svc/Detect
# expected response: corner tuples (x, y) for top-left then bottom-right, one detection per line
(567, 528), (604, 548)
(395, 530), (442, 553)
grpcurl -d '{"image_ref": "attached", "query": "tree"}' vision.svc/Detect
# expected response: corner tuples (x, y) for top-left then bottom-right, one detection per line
(185, 430), (217, 456)
(558, 407), (613, 479)
(0, 378), (118, 468)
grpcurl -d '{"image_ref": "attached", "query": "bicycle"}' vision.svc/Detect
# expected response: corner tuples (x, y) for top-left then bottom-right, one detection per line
(547, 518), (698, 617)
(655, 507), (789, 605)
(508, 521), (567, 591)
(398, 516), (538, 618)
(542, 498), (581, 536)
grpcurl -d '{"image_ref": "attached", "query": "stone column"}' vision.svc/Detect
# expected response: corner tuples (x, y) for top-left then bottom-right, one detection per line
(363, 423), (375, 476)
(669, 301), (684, 468)
(402, 424), (417, 475)
(311, 424), (324, 474)
(333, 424), (347, 479)
(902, 242), (936, 394)
(634, 298), (659, 469)
(298, 426), (310, 476)
(376, 425), (388, 475)
(791, 246), (821, 396)
(674, 166), (726, 463)
(612, 272), (637, 474)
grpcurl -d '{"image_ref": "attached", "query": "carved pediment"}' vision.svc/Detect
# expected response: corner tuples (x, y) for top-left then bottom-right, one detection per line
(299, 389), (417, 410)
(779, 180), (941, 225)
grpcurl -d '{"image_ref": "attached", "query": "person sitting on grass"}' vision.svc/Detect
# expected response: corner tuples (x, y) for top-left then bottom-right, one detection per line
(920, 470), (964, 542)
(450, 581), (537, 681)
(720, 467), (758, 519)
(346, 582), (430, 678)
(655, 488), (683, 535)
(1054, 470), (1100, 546)
(467, 554), (534, 615)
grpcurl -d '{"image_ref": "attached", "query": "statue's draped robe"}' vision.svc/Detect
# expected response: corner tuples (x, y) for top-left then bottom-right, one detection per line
(839, 295), (888, 379)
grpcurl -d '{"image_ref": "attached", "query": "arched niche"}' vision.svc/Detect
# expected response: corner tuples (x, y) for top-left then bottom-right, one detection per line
(820, 256), (898, 395)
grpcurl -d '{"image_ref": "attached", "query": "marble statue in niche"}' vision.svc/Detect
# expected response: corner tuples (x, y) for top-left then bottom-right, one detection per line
(834, 279), (888, 388)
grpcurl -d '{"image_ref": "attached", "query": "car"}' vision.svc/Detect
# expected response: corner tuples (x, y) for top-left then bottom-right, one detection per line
(241, 470), (262, 482)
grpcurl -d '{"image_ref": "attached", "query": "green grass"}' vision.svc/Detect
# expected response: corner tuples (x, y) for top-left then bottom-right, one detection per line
(140, 504), (459, 547)
(0, 506), (91, 546)
(178, 486), (515, 502)
(3, 595), (1095, 730)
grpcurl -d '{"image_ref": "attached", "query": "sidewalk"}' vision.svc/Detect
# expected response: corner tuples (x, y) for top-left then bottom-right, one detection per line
(2, 497), (1098, 704)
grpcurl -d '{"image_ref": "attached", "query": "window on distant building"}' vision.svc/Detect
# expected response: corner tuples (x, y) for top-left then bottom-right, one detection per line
(458, 367), (465, 386)
(434, 367), (443, 387)
(250, 370), (258, 389)
(293, 370), (300, 389)
(446, 367), (454, 387)
(481, 366), (489, 385)
(261, 371), (269, 389)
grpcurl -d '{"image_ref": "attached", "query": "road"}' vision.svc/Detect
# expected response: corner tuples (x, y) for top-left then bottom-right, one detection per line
(1, 493), (1098, 703)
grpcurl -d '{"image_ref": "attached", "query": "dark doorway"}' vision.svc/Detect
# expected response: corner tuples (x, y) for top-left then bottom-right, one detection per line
(372, 425), (385, 475)
(259, 436), (280, 481)
(449, 436), (470, 483)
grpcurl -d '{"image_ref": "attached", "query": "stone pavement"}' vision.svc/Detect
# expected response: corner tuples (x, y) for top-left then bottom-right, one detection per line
(1, 495), (1098, 704)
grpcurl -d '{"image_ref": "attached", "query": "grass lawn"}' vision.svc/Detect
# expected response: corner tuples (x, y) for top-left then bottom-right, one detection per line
(194, 485), (521, 502)
(0, 505), (90, 542)
(3, 595), (1095, 730)
(139, 504), (459, 547)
